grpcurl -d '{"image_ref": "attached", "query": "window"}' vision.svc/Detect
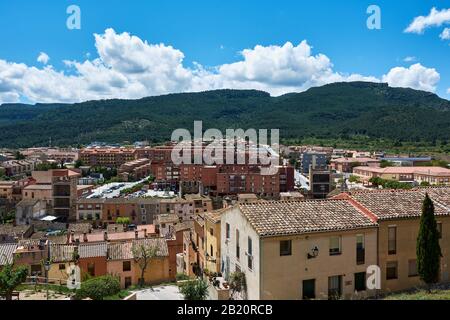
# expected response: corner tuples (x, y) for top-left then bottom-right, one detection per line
(354, 272), (366, 292)
(226, 223), (230, 239)
(236, 229), (240, 260)
(123, 261), (131, 272)
(437, 222), (442, 239)
(210, 228), (214, 236)
(329, 236), (342, 255)
(408, 259), (418, 277)
(328, 275), (342, 300)
(386, 262), (398, 280)
(356, 234), (365, 265)
(59, 264), (66, 270)
(388, 226), (397, 255)
(280, 240), (292, 256)
(247, 237), (253, 270)
(210, 245), (214, 257)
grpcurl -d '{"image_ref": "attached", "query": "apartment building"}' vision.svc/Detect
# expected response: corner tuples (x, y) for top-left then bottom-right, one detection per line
(203, 210), (224, 274)
(79, 148), (137, 167)
(338, 188), (450, 293)
(353, 166), (450, 185)
(220, 200), (378, 300)
(118, 158), (152, 181)
(331, 157), (380, 173)
(1, 160), (39, 177)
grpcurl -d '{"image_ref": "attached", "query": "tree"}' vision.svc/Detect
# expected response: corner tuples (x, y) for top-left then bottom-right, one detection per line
(179, 279), (209, 300)
(417, 193), (442, 291)
(74, 159), (84, 168)
(132, 242), (158, 287)
(74, 275), (120, 300)
(348, 175), (361, 183)
(116, 217), (131, 225)
(229, 271), (247, 300)
(14, 151), (25, 160)
(0, 262), (28, 300)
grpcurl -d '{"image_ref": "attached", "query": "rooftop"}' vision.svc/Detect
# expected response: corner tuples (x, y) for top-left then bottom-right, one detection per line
(346, 188), (450, 220)
(353, 166), (450, 176)
(236, 200), (377, 237)
(0, 243), (17, 266)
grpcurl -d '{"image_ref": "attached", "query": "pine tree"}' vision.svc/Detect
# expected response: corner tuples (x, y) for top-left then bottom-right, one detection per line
(416, 193), (442, 290)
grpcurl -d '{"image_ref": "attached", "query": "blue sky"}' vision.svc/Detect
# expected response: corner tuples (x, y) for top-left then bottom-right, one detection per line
(0, 0), (449, 103)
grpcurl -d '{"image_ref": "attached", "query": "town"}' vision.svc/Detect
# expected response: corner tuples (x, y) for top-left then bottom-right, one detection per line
(0, 141), (449, 300)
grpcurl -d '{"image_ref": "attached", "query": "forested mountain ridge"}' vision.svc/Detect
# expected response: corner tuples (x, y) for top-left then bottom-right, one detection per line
(0, 82), (449, 148)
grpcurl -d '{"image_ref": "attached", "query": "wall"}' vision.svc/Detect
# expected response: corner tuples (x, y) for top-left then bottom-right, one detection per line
(221, 206), (261, 300)
(260, 229), (377, 300)
(107, 260), (137, 288)
(378, 216), (450, 293)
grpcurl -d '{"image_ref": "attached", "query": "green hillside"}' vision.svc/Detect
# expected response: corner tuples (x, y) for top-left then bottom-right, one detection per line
(0, 82), (449, 148)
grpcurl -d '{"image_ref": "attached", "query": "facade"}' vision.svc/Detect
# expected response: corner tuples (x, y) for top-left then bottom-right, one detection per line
(118, 158), (152, 181)
(204, 210), (223, 274)
(301, 152), (328, 174)
(331, 157), (380, 173)
(220, 200), (378, 300)
(309, 166), (332, 199)
(353, 166), (450, 185)
(338, 188), (450, 293)
(1, 160), (39, 177)
(79, 148), (137, 168)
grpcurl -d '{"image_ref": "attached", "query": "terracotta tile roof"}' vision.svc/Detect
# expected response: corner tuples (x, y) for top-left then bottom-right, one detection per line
(204, 209), (225, 224)
(0, 243), (17, 266)
(79, 242), (108, 258)
(237, 200), (377, 237)
(0, 224), (32, 237)
(353, 166), (450, 176)
(133, 238), (169, 257)
(348, 188), (450, 221)
(50, 244), (75, 262)
(107, 238), (168, 261)
(68, 223), (92, 234)
(107, 242), (133, 261)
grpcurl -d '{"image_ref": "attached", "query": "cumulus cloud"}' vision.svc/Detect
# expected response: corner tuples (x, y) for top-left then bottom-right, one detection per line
(405, 7), (450, 34)
(440, 27), (450, 40)
(382, 63), (440, 92)
(0, 28), (443, 104)
(37, 52), (50, 65)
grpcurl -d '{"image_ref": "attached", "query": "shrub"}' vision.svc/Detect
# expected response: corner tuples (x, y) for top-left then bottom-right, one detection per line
(179, 279), (209, 300)
(74, 275), (121, 300)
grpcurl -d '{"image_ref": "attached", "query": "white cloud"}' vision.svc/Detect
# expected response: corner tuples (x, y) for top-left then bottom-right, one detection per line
(440, 27), (450, 40)
(37, 52), (50, 65)
(0, 28), (443, 104)
(447, 88), (450, 94)
(403, 56), (417, 62)
(405, 7), (450, 34)
(382, 63), (440, 92)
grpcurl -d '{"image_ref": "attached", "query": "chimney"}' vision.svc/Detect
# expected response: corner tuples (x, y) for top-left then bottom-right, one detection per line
(135, 230), (139, 239)
(83, 232), (88, 243)
(144, 228), (148, 238)
(104, 231), (108, 241)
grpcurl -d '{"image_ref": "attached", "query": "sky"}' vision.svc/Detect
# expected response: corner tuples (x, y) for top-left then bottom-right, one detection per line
(0, 0), (449, 104)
